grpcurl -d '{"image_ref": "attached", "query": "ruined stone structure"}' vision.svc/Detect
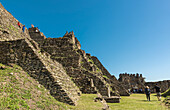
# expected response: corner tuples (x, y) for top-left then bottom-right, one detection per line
(91, 56), (129, 96)
(118, 73), (145, 91)
(29, 27), (130, 97)
(0, 3), (129, 105)
(118, 72), (170, 93)
(145, 80), (170, 93)
(0, 3), (80, 105)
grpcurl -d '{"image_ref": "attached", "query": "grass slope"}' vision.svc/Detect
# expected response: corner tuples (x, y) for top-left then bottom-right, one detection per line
(0, 63), (68, 110)
(108, 94), (168, 110)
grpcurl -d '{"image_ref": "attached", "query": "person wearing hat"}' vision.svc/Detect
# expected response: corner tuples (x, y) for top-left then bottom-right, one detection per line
(145, 86), (151, 101)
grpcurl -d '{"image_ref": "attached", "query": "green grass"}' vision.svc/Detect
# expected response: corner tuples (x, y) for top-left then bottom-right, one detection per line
(66, 94), (168, 110)
(68, 94), (103, 110)
(103, 75), (109, 79)
(0, 63), (67, 110)
(0, 63), (169, 110)
(88, 58), (94, 64)
(108, 94), (168, 110)
(163, 96), (170, 108)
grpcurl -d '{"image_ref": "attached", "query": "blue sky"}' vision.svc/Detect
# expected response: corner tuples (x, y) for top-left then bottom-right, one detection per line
(1, 0), (170, 81)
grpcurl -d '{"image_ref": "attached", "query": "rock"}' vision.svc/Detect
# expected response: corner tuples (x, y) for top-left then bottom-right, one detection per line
(9, 72), (13, 75)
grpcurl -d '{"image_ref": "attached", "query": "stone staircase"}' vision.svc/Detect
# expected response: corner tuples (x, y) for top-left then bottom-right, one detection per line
(0, 3), (80, 105)
(28, 28), (120, 97)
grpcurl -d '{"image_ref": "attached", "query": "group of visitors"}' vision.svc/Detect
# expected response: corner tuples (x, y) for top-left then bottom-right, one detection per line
(17, 22), (39, 33)
(145, 84), (161, 101)
(129, 88), (143, 94)
(17, 21), (25, 32)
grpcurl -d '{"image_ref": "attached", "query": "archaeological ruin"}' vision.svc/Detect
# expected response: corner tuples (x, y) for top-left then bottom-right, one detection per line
(118, 72), (170, 93)
(118, 73), (145, 91)
(0, 2), (169, 107)
(145, 80), (170, 93)
(0, 3), (130, 106)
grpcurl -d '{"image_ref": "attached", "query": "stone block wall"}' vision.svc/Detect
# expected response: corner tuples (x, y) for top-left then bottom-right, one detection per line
(118, 73), (145, 90)
(0, 3), (80, 105)
(29, 28), (119, 97)
(145, 80), (170, 93)
(0, 39), (80, 105)
(29, 27), (46, 43)
(91, 56), (130, 96)
(0, 3), (35, 41)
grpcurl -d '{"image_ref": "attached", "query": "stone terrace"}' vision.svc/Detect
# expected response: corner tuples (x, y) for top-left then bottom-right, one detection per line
(29, 28), (120, 97)
(0, 3), (80, 105)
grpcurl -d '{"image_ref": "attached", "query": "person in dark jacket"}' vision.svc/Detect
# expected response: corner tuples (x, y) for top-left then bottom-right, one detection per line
(145, 86), (150, 101)
(154, 84), (161, 101)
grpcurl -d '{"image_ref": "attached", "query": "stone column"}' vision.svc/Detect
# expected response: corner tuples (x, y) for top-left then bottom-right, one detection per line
(108, 86), (111, 97)
(91, 79), (94, 87)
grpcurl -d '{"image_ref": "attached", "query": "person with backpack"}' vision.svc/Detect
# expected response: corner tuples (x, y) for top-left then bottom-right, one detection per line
(145, 86), (150, 101)
(154, 84), (161, 101)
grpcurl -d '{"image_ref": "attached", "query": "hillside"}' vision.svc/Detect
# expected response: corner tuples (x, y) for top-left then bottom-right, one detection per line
(0, 63), (68, 109)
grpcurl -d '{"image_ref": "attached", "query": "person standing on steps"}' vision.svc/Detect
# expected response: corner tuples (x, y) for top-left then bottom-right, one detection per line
(145, 86), (150, 101)
(154, 84), (161, 101)
(22, 25), (25, 32)
(17, 21), (21, 28)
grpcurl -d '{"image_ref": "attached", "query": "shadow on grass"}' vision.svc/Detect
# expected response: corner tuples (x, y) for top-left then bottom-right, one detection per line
(137, 100), (158, 102)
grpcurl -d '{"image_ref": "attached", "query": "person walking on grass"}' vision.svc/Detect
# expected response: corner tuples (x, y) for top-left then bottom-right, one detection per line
(154, 84), (161, 101)
(145, 86), (150, 101)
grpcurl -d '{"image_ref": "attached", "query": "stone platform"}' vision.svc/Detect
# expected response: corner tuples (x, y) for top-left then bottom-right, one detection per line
(103, 96), (121, 103)
(94, 96), (121, 103)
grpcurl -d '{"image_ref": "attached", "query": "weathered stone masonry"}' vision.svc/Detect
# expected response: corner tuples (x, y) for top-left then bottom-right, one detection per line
(29, 28), (118, 97)
(118, 72), (170, 93)
(0, 39), (81, 105)
(0, 3), (80, 105)
(118, 73), (145, 90)
(91, 56), (129, 96)
(145, 80), (170, 93)
(0, 2), (130, 106)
